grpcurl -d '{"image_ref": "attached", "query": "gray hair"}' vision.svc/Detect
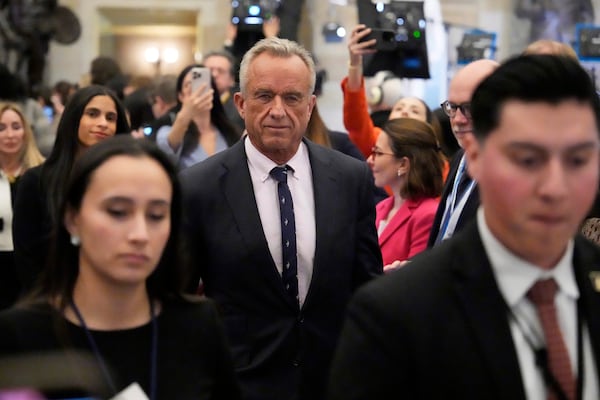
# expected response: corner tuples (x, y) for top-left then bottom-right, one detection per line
(149, 74), (178, 105)
(203, 50), (236, 76)
(238, 37), (315, 95)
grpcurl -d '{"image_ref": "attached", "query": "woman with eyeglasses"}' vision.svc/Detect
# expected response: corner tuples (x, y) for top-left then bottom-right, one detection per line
(367, 118), (444, 272)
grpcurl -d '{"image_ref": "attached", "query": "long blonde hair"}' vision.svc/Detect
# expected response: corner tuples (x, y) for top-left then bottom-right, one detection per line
(0, 102), (45, 171)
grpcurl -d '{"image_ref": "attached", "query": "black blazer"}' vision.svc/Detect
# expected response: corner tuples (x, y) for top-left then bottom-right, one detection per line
(179, 138), (382, 400)
(328, 221), (600, 399)
(427, 148), (480, 247)
(12, 165), (52, 292)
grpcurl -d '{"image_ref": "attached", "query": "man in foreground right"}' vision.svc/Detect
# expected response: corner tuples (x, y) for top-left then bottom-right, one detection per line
(328, 54), (600, 399)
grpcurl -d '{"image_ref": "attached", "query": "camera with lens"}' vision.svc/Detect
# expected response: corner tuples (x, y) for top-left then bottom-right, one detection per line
(231, 0), (281, 31)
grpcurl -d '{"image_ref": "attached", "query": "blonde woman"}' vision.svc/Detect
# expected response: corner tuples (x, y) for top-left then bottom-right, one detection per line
(0, 102), (44, 309)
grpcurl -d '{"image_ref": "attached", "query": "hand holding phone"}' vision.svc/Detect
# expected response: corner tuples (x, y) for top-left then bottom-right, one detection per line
(358, 28), (398, 52)
(190, 67), (211, 94)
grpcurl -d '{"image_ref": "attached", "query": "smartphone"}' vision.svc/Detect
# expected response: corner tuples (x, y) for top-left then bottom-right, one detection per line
(190, 67), (211, 94)
(359, 28), (398, 52)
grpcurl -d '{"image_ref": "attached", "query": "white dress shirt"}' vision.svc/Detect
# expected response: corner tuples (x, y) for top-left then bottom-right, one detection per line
(0, 172), (13, 251)
(245, 137), (316, 306)
(478, 208), (598, 399)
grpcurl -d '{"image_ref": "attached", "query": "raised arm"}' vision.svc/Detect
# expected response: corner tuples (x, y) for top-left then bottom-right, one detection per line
(342, 25), (382, 158)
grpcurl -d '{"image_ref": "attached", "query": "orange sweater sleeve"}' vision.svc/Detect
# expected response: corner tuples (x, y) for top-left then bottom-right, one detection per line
(341, 76), (382, 159)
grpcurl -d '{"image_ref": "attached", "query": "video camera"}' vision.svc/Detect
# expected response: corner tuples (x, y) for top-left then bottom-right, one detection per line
(231, 0), (281, 32)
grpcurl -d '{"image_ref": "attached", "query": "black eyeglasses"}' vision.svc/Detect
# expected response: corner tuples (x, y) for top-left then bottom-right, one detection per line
(370, 147), (395, 159)
(441, 100), (472, 119)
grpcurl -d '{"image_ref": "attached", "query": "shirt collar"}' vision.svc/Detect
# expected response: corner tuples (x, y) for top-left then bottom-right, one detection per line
(244, 136), (306, 183)
(477, 207), (578, 307)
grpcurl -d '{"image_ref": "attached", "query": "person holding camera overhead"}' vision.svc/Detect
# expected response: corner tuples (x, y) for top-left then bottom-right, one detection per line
(155, 64), (241, 170)
(342, 24), (447, 163)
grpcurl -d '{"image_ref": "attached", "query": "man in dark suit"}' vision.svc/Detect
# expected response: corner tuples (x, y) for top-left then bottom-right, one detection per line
(328, 55), (600, 399)
(180, 37), (382, 400)
(427, 58), (498, 247)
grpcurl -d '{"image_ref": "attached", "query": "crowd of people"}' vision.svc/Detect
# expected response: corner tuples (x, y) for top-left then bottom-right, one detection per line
(0, 21), (599, 400)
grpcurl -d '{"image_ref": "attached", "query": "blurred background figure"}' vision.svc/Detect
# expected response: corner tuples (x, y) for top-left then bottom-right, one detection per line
(148, 74), (178, 120)
(202, 50), (245, 131)
(0, 64), (51, 157)
(364, 70), (404, 129)
(135, 74), (178, 140)
(0, 102), (44, 310)
(122, 75), (155, 134)
(12, 85), (130, 295)
(514, 0), (594, 46)
(89, 56), (127, 99)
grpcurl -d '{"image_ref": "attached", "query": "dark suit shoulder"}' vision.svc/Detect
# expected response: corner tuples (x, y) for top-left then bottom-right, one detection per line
(307, 139), (369, 172)
(327, 130), (365, 161)
(355, 223), (477, 312)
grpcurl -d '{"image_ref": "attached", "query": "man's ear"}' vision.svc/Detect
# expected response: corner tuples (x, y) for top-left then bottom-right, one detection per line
(308, 94), (316, 118)
(234, 92), (245, 119)
(464, 136), (481, 180)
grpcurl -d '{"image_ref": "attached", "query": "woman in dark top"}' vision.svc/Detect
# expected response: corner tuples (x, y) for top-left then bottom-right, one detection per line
(12, 85), (130, 293)
(0, 103), (45, 309)
(0, 136), (240, 399)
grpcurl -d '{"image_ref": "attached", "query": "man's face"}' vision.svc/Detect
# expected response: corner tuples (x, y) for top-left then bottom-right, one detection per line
(204, 55), (235, 96)
(466, 100), (600, 269)
(447, 74), (479, 149)
(234, 52), (316, 164)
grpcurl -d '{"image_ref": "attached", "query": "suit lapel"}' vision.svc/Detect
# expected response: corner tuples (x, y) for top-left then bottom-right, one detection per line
(220, 140), (293, 304)
(302, 141), (338, 308)
(378, 199), (416, 246)
(451, 223), (527, 399)
(428, 150), (464, 247)
(573, 237), (600, 376)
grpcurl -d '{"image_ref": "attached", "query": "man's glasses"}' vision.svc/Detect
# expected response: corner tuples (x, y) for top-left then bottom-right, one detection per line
(441, 100), (472, 119)
(370, 147), (395, 159)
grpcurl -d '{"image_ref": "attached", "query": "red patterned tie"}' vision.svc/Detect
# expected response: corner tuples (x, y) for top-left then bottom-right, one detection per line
(527, 278), (576, 400)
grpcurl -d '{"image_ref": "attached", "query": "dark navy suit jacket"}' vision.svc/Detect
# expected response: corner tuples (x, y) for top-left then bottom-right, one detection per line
(180, 138), (382, 400)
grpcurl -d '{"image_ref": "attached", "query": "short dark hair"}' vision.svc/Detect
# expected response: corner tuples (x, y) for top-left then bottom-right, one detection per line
(41, 85), (131, 225)
(38, 136), (190, 310)
(382, 118), (444, 199)
(471, 54), (600, 140)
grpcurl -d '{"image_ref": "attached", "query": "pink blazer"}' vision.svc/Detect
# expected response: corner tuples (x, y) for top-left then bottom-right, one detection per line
(376, 196), (440, 266)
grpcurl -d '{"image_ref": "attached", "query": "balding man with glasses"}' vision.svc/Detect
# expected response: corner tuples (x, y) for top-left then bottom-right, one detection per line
(427, 59), (499, 247)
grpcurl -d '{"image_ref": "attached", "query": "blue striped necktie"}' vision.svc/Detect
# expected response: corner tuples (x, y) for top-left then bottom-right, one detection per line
(270, 166), (298, 305)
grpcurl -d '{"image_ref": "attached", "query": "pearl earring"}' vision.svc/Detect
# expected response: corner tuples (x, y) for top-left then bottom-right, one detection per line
(397, 169), (402, 176)
(70, 235), (81, 246)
